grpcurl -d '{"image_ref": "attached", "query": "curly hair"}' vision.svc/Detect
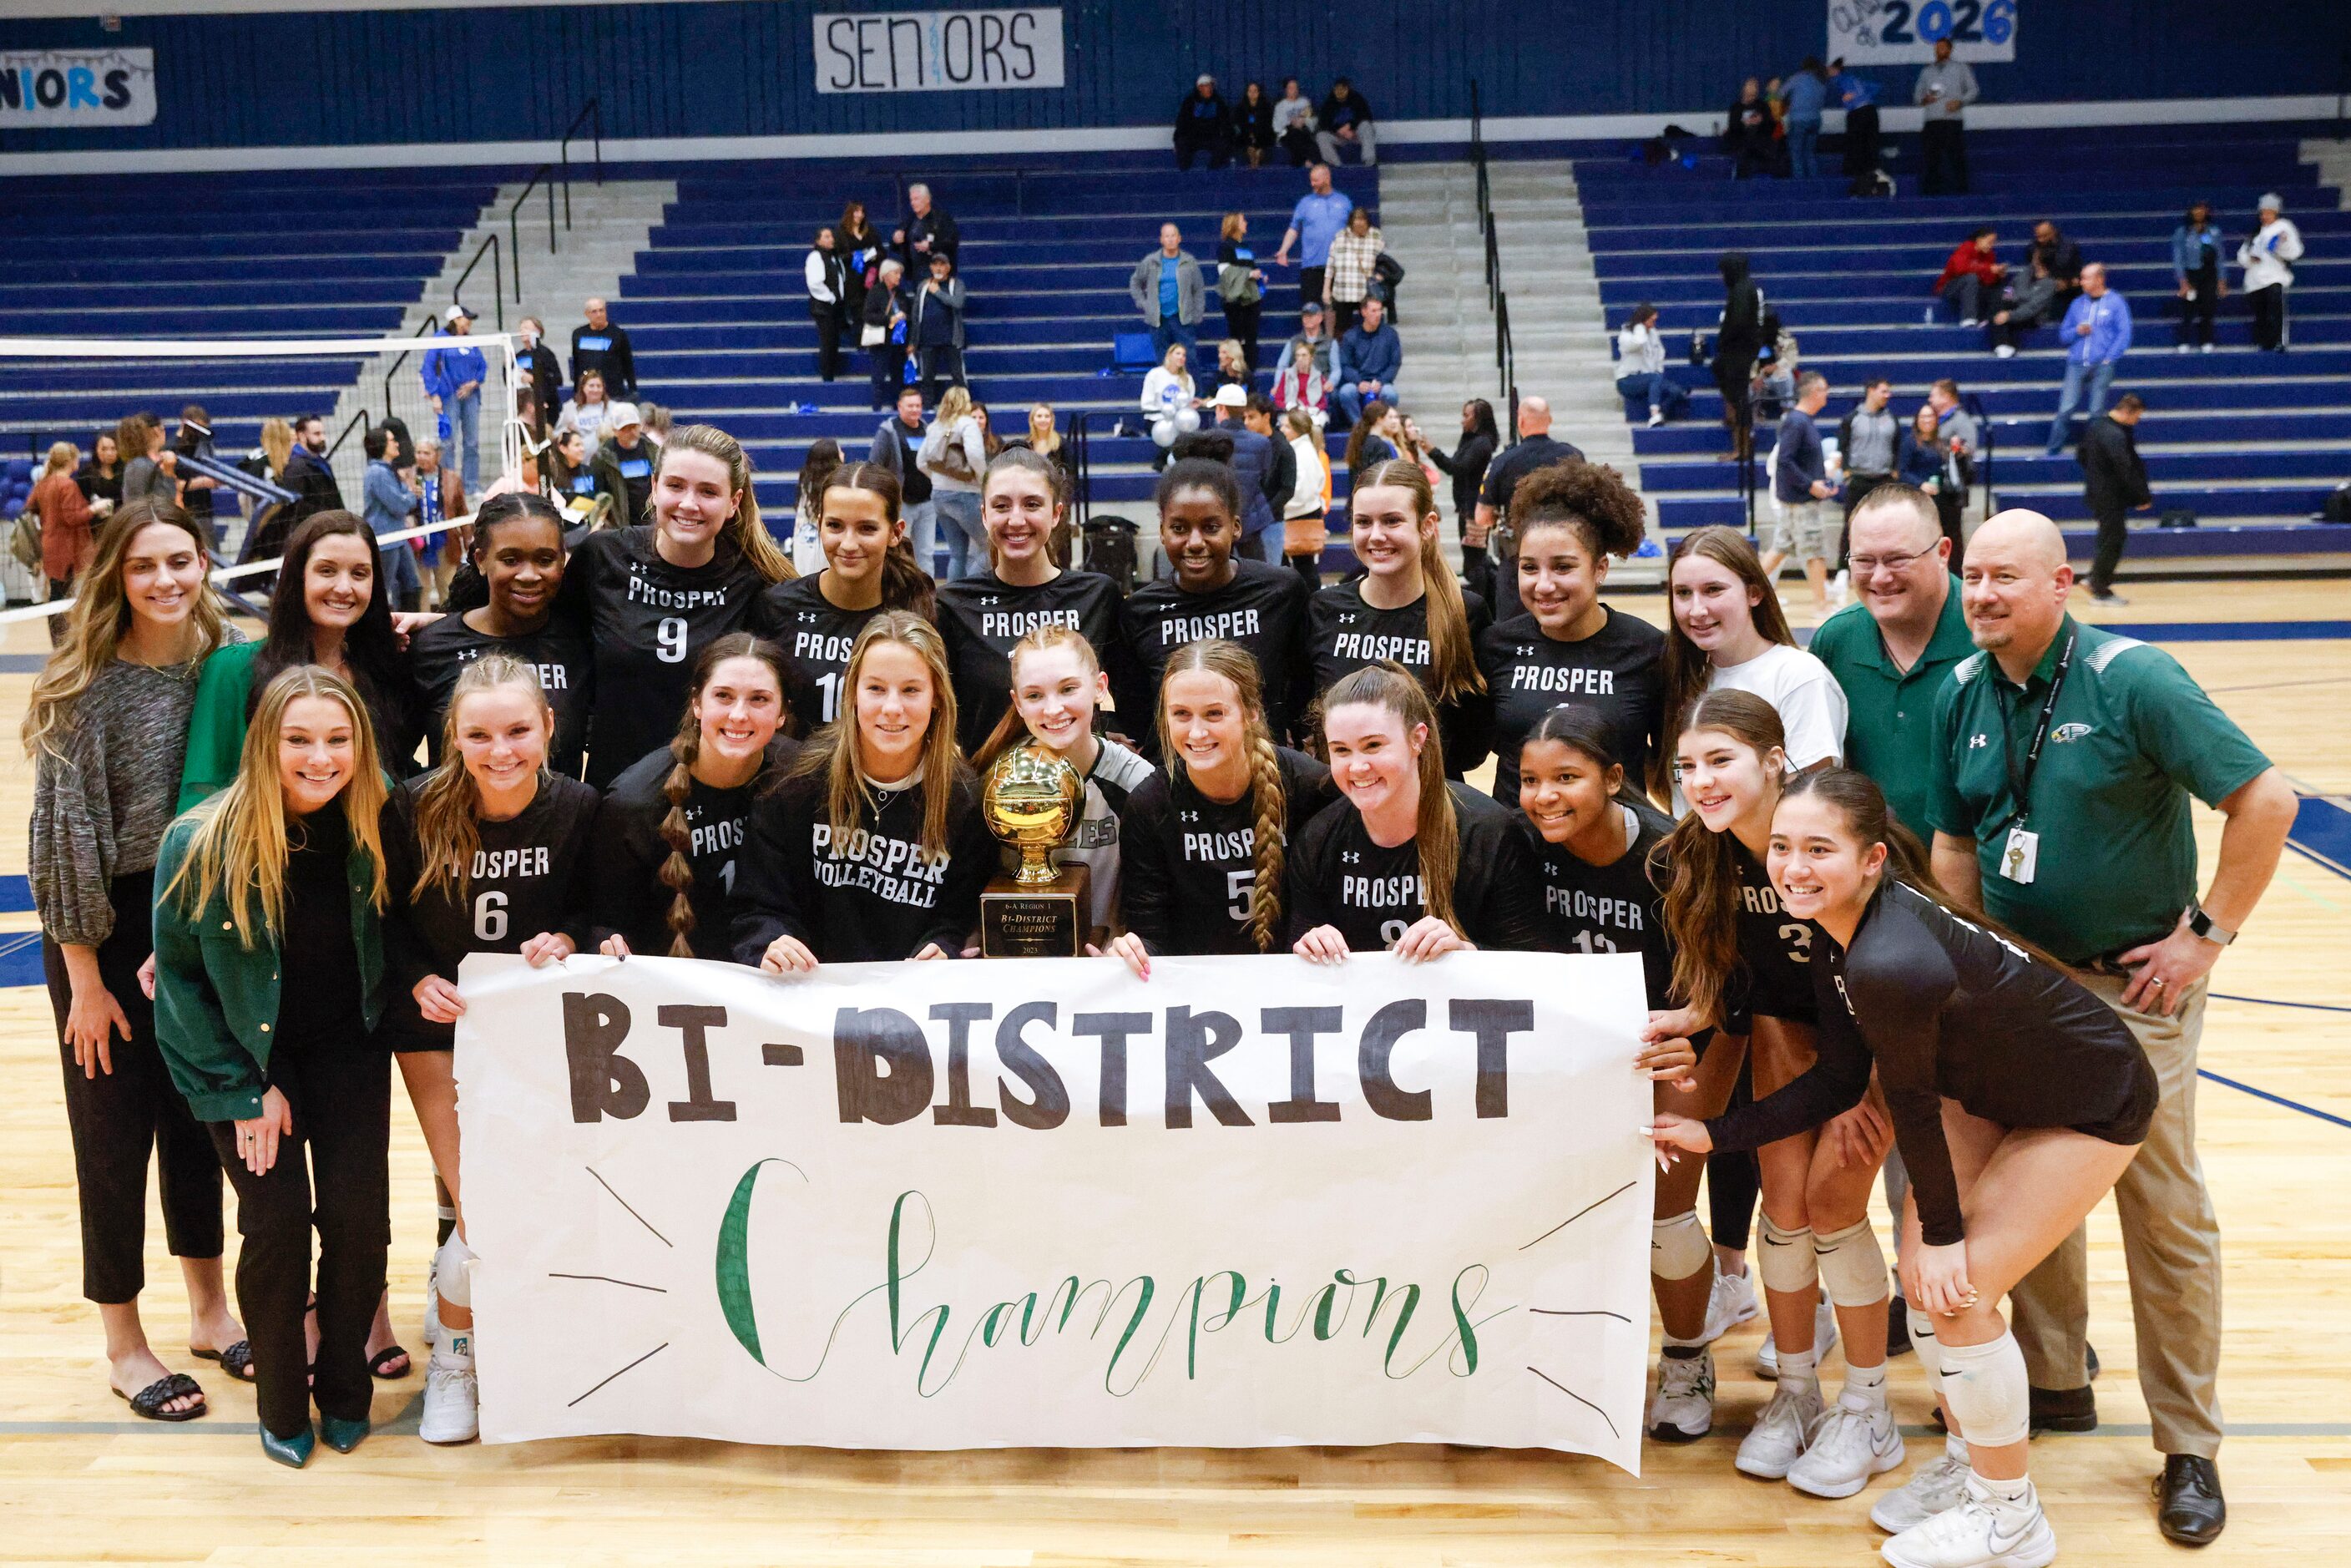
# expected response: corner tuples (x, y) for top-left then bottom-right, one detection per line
(1509, 458), (1649, 559)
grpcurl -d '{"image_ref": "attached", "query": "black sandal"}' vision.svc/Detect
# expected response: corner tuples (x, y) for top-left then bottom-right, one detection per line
(368, 1343), (412, 1379)
(115, 1373), (206, 1423)
(190, 1341), (256, 1383)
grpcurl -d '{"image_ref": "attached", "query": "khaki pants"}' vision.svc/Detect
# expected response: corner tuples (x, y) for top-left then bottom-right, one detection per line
(2009, 974), (2223, 1458)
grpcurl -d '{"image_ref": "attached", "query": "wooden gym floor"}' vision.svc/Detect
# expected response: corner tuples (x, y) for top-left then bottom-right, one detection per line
(0, 580), (2344, 1564)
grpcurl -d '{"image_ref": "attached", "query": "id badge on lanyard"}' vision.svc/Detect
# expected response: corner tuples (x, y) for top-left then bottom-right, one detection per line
(1996, 634), (2075, 886)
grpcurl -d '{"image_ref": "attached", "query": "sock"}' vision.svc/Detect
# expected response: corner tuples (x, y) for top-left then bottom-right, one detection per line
(1662, 1341), (1706, 1358)
(1777, 1343), (1819, 1394)
(1969, 1469), (2033, 1510)
(1842, 1359), (1888, 1411)
(1945, 1431), (1969, 1466)
(437, 1329), (474, 1370)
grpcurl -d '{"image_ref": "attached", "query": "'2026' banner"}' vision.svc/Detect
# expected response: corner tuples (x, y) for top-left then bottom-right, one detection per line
(1829, 0), (2017, 63)
(458, 949), (1655, 1471)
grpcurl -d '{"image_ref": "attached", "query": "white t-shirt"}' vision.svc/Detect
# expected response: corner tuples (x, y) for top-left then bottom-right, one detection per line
(1709, 643), (1849, 770)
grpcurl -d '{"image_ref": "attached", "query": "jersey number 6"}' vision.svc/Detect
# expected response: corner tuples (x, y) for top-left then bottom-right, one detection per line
(474, 889), (508, 943)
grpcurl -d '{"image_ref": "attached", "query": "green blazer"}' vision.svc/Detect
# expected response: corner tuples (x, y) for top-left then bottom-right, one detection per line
(176, 640), (262, 814)
(150, 807), (388, 1123)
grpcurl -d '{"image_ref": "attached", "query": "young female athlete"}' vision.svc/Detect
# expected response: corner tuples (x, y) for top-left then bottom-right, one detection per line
(1660, 524), (1848, 792)
(1307, 458), (1490, 776)
(1116, 458), (1314, 751)
(378, 657), (599, 1446)
(152, 666), (393, 1467)
(757, 461), (934, 735)
(1652, 690), (1899, 1490)
(733, 612), (993, 968)
(935, 448), (1122, 753)
(1652, 768), (2156, 1568)
(592, 634), (798, 961)
(1108, 640), (1334, 972)
(407, 493), (593, 777)
(28, 501), (243, 1424)
(971, 625), (1155, 948)
(1474, 460), (1665, 805)
(1287, 662), (1544, 959)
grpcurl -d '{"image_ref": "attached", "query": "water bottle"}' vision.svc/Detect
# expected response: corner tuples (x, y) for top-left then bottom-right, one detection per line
(1924, 307), (1939, 325)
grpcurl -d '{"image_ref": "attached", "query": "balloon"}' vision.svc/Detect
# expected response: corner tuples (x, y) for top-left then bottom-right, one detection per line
(1175, 407), (1201, 435)
(1152, 417), (1177, 449)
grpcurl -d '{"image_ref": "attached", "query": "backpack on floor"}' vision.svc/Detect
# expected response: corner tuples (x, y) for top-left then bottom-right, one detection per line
(2323, 483), (2351, 524)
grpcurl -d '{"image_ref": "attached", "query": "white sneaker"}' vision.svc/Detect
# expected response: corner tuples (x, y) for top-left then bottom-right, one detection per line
(2200, 341), (2215, 353)
(2176, 343), (2192, 353)
(1648, 409), (1666, 427)
(1830, 569), (1853, 608)
(1648, 1349), (1716, 1442)
(419, 1353), (479, 1445)
(1703, 1269), (1761, 1342)
(1879, 1476), (2056, 1568)
(1873, 1448), (1971, 1532)
(1958, 318), (1980, 328)
(1755, 1298), (1838, 1380)
(1790, 1395), (1906, 1498)
(1736, 1381), (1824, 1479)
(1993, 344), (2016, 359)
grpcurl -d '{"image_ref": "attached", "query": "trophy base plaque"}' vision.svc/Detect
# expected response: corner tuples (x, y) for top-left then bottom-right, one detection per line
(980, 864), (1091, 958)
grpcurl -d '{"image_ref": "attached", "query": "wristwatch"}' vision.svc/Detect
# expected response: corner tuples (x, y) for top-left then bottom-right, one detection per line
(2184, 903), (2237, 947)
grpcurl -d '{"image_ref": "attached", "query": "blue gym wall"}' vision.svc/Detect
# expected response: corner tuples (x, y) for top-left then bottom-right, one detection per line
(1, 0), (2345, 154)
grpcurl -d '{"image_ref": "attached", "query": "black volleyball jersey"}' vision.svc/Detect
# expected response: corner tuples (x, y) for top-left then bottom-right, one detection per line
(1709, 881), (2159, 1245)
(1530, 800), (1680, 1009)
(407, 611), (595, 779)
(589, 740), (801, 962)
(379, 772), (600, 1045)
(934, 568), (1125, 753)
(1286, 782), (1546, 953)
(1307, 578), (1494, 777)
(565, 526), (775, 788)
(755, 573), (895, 736)
(1115, 558), (1314, 750)
(1476, 606), (1667, 805)
(1117, 746), (1334, 955)
(1726, 836), (1818, 1029)
(730, 766), (994, 964)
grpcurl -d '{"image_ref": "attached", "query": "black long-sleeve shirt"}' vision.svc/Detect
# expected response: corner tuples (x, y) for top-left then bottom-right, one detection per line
(1723, 837), (1818, 1031)
(934, 569), (1125, 754)
(1117, 747), (1333, 955)
(589, 740), (800, 961)
(1285, 782), (1545, 953)
(1307, 579), (1493, 777)
(407, 611), (595, 780)
(1116, 558), (1314, 752)
(731, 766), (993, 964)
(1529, 801), (1681, 1009)
(1475, 606), (1666, 806)
(2080, 413), (2151, 516)
(1426, 430), (1498, 524)
(1707, 881), (2157, 1245)
(569, 320), (636, 397)
(756, 573), (900, 736)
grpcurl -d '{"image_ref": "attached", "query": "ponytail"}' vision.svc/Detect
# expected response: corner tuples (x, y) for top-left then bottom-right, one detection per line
(823, 461), (937, 621)
(1352, 458), (1484, 704)
(660, 424), (796, 584)
(971, 624), (1100, 776)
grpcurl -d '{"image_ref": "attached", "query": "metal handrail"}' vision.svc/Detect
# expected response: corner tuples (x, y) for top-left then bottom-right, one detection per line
(326, 406), (371, 462)
(1469, 78), (1516, 410)
(1964, 391), (1996, 512)
(380, 318), (437, 429)
(452, 233), (503, 332)
(563, 97), (604, 199)
(503, 98), (602, 305)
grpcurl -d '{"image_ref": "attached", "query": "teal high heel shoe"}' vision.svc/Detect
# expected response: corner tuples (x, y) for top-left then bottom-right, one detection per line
(319, 1415), (371, 1454)
(260, 1422), (316, 1469)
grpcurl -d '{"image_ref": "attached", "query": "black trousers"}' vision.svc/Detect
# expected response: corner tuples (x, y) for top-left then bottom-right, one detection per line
(868, 341), (907, 410)
(1936, 485), (1967, 576)
(1175, 139), (1232, 170)
(809, 301), (845, 381)
(1223, 297), (1261, 370)
(43, 869), (225, 1305)
(1920, 119), (1969, 195)
(2176, 265), (2219, 348)
(1299, 266), (1327, 319)
(208, 1030), (391, 1439)
(1707, 1055), (1761, 1251)
(919, 345), (966, 407)
(2247, 284), (2288, 350)
(2089, 504), (2131, 594)
(1841, 104), (1881, 184)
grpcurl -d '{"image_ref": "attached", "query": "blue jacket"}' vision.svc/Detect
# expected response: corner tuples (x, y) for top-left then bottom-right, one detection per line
(361, 459), (419, 539)
(2171, 222), (2224, 283)
(1829, 71), (1878, 109)
(420, 333), (488, 400)
(1783, 73), (1828, 122)
(1897, 430), (1944, 488)
(1219, 420), (1279, 539)
(2060, 290), (2132, 367)
(1335, 321), (1402, 387)
(1774, 407), (1827, 503)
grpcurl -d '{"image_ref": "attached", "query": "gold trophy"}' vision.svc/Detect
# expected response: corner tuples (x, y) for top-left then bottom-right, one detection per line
(978, 741), (1090, 958)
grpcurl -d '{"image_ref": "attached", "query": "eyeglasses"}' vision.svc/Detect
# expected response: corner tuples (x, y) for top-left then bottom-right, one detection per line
(1848, 551), (1926, 578)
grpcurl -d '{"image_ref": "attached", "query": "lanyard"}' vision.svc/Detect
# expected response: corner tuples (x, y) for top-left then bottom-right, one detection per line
(1997, 632), (2075, 827)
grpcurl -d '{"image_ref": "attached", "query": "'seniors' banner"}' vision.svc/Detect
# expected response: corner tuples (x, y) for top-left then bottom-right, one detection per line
(813, 8), (1064, 93)
(1828, 0), (2017, 63)
(459, 950), (1653, 1470)
(0, 50), (156, 128)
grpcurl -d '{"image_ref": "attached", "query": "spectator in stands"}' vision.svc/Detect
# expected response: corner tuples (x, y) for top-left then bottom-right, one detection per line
(2172, 200), (2227, 353)
(2238, 193), (2304, 353)
(1234, 81), (1276, 167)
(1217, 211), (1267, 371)
(1899, 403), (1948, 491)
(2082, 393), (2154, 604)
(641, 402), (673, 444)
(2044, 262), (2133, 455)
(513, 318), (561, 439)
(1316, 78), (1377, 165)
(1343, 401), (1403, 483)
(839, 200), (882, 321)
(75, 430), (122, 516)
(1211, 384), (1282, 559)
(281, 413), (344, 526)
(806, 225), (850, 382)
(1838, 376), (1900, 520)
(172, 405), (218, 539)
(1284, 300), (1336, 380)
(1765, 370), (1839, 614)
(1211, 337), (1254, 397)
(1469, 394), (1585, 613)
(1331, 296), (1401, 430)
(912, 251), (968, 406)
(1714, 251), (1766, 462)
(361, 424), (423, 611)
(2030, 220), (2085, 300)
(870, 385), (938, 574)
(1782, 58), (1828, 180)
(864, 257), (910, 412)
(1281, 404), (1331, 585)
(253, 418), (293, 488)
(31, 441), (94, 616)
(893, 183), (959, 271)
(920, 386), (989, 579)
(589, 402), (660, 529)
(1274, 339), (1328, 427)
(1173, 74), (1233, 169)
(1428, 399), (1499, 529)
(1924, 379), (1978, 564)
(1725, 78), (1775, 180)
(1914, 37), (1979, 195)
(1274, 164), (1355, 319)
(1130, 223), (1207, 362)
(1141, 343), (1201, 468)
(1273, 78), (1319, 166)
(556, 367), (614, 456)
(1615, 302), (1688, 427)
(548, 428), (595, 513)
(1827, 58), (1882, 194)
(1323, 205), (1385, 337)
(409, 434), (464, 609)
(1248, 393), (1296, 517)
(1990, 251), (2062, 357)
(419, 306), (486, 492)
(1934, 226), (2005, 326)
(571, 296), (636, 399)
(790, 438), (841, 574)
(115, 414), (171, 512)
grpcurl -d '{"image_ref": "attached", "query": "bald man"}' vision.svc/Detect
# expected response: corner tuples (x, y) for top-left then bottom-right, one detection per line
(1923, 509), (2294, 1545)
(570, 296), (637, 399)
(1469, 395), (1585, 613)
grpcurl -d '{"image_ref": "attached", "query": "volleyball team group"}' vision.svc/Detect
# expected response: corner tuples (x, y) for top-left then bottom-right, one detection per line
(28, 410), (2282, 1567)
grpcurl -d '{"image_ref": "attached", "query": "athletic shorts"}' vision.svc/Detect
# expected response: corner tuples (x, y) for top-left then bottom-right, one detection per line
(1768, 499), (1837, 563)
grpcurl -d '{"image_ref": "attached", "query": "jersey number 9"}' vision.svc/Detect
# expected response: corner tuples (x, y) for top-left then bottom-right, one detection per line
(657, 615), (689, 665)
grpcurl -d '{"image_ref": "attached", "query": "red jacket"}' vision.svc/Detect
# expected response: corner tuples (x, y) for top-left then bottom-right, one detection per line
(1934, 241), (2005, 295)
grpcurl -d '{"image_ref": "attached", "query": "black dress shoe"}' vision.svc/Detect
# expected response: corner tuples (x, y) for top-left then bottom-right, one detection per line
(2086, 1342), (2100, 1380)
(2028, 1382), (2097, 1433)
(2156, 1454), (2226, 1545)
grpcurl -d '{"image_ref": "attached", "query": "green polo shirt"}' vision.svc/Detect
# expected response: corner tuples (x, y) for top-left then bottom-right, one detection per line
(1809, 579), (1973, 836)
(1926, 615), (2271, 964)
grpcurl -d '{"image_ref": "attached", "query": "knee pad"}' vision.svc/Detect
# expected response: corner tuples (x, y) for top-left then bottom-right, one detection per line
(1907, 1305), (1944, 1380)
(1939, 1330), (2030, 1448)
(1813, 1218), (1890, 1308)
(433, 1237), (478, 1312)
(1757, 1215), (1818, 1295)
(1651, 1210), (1712, 1282)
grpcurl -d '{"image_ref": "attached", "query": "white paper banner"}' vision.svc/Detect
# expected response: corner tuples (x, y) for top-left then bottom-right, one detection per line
(811, 8), (1064, 93)
(458, 949), (1654, 1469)
(0, 50), (157, 128)
(1828, 0), (2017, 63)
